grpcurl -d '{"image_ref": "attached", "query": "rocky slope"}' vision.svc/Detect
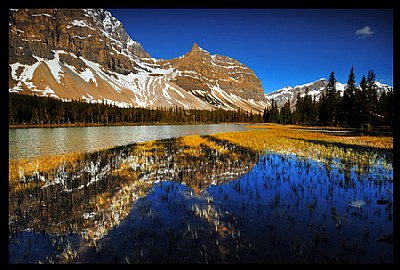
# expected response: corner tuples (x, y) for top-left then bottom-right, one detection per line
(9, 9), (149, 74)
(158, 43), (268, 111)
(9, 8), (269, 112)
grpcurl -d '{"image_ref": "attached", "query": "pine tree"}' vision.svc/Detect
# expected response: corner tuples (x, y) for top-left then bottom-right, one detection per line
(366, 69), (378, 125)
(263, 107), (270, 123)
(385, 88), (394, 125)
(280, 98), (292, 124)
(357, 75), (368, 127)
(270, 99), (279, 123)
(325, 71), (339, 125)
(303, 89), (313, 123)
(293, 93), (301, 124)
(341, 66), (356, 126)
(318, 91), (327, 124)
(376, 87), (393, 126)
(311, 94), (318, 123)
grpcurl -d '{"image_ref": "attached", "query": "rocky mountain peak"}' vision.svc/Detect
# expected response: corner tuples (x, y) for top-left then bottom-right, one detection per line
(186, 43), (211, 59)
(191, 43), (201, 52)
(157, 43), (267, 110)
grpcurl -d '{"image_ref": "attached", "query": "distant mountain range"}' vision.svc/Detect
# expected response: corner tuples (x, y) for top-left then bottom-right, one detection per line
(9, 8), (392, 112)
(265, 78), (392, 110)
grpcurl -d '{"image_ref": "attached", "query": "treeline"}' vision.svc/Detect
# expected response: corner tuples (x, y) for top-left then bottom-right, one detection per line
(263, 68), (393, 128)
(9, 67), (393, 128)
(9, 93), (264, 125)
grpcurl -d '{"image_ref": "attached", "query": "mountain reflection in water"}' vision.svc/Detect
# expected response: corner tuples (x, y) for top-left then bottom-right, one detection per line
(9, 136), (393, 264)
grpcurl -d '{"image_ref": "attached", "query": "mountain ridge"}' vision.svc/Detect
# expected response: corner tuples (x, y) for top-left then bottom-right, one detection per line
(265, 78), (392, 110)
(8, 8), (269, 112)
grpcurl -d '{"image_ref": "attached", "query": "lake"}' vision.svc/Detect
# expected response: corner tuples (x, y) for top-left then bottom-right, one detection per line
(9, 124), (249, 160)
(9, 135), (393, 264)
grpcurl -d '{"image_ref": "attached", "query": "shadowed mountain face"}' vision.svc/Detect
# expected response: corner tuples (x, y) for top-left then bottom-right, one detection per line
(9, 9), (149, 73)
(9, 8), (269, 112)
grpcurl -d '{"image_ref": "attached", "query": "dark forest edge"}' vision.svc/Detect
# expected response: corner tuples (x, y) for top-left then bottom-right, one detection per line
(9, 69), (393, 134)
(9, 93), (264, 128)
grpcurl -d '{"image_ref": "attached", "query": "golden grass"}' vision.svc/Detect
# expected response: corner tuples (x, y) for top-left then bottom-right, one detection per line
(10, 123), (392, 193)
(213, 123), (392, 167)
(9, 152), (85, 192)
(179, 135), (229, 157)
(222, 123), (393, 151)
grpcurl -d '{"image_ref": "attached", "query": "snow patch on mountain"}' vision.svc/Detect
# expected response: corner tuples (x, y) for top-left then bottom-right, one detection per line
(70, 19), (96, 30)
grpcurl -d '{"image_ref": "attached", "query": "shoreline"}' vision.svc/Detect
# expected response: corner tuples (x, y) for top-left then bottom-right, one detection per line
(8, 122), (256, 129)
(9, 123), (393, 161)
(9, 122), (393, 136)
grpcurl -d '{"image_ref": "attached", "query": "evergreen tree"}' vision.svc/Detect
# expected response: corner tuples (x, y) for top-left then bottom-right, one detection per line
(311, 94), (318, 123)
(357, 75), (368, 127)
(294, 89), (315, 124)
(325, 71), (339, 125)
(270, 99), (280, 123)
(303, 89), (312, 123)
(385, 88), (394, 124)
(341, 66), (356, 126)
(263, 107), (270, 123)
(280, 99), (292, 124)
(294, 93), (302, 124)
(318, 91), (328, 124)
(366, 69), (378, 125)
(376, 87), (393, 126)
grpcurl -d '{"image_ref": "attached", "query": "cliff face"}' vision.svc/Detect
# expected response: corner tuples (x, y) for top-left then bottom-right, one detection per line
(9, 9), (149, 73)
(9, 9), (269, 112)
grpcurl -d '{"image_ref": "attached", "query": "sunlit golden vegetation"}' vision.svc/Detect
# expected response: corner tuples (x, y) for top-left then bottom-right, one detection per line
(9, 123), (392, 197)
(245, 123), (392, 149)
(215, 123), (392, 169)
(9, 152), (85, 192)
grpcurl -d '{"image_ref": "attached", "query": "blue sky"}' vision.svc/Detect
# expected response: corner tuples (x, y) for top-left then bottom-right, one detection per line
(107, 9), (393, 94)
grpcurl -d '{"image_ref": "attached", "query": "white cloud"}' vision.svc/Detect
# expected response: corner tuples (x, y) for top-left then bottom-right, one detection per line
(355, 26), (375, 39)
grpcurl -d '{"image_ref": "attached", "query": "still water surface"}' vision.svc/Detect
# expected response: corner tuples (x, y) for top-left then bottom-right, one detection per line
(9, 151), (393, 263)
(9, 124), (248, 160)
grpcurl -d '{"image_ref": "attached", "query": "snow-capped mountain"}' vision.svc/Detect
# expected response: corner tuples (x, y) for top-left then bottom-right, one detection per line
(265, 78), (392, 110)
(9, 8), (269, 112)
